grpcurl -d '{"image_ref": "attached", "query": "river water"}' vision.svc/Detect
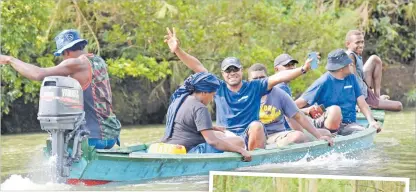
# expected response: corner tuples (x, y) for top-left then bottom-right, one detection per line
(1, 110), (415, 191)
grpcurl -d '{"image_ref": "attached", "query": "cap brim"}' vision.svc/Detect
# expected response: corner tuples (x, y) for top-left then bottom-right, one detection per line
(54, 39), (88, 56)
(221, 64), (242, 71)
(274, 59), (299, 67)
(326, 57), (353, 71)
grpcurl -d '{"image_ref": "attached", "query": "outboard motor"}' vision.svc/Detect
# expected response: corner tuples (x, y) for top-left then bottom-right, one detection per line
(37, 76), (89, 182)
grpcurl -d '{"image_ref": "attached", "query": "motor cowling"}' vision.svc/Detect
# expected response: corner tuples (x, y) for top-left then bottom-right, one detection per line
(38, 76), (84, 130)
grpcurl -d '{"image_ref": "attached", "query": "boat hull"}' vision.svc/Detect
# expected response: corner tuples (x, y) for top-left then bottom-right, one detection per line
(47, 110), (384, 183)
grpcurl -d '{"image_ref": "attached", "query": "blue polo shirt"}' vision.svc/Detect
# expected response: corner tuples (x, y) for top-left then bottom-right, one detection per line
(300, 72), (362, 123)
(215, 78), (268, 134)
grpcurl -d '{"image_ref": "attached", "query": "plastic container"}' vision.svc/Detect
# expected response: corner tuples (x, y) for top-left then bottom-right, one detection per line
(147, 143), (187, 154)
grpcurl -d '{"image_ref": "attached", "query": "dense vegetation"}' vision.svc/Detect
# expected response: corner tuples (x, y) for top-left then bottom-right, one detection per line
(1, 0), (415, 133)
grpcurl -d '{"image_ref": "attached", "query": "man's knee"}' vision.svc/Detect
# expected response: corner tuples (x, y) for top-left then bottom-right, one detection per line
(369, 55), (382, 65)
(288, 131), (307, 143)
(248, 121), (264, 135)
(325, 105), (342, 129)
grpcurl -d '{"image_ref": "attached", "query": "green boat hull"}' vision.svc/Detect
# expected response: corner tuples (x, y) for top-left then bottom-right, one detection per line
(47, 110), (385, 183)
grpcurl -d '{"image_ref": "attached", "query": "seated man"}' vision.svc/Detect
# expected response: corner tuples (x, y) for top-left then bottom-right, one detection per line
(273, 53), (316, 131)
(247, 64), (333, 147)
(164, 27), (311, 150)
(0, 29), (121, 149)
(345, 29), (402, 111)
(162, 72), (251, 161)
(295, 49), (382, 136)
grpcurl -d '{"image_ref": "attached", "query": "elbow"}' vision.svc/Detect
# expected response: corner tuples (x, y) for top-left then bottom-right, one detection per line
(32, 70), (46, 81)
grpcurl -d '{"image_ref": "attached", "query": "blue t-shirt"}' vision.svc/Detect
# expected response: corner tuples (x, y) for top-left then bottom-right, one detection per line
(275, 82), (293, 130)
(215, 78), (269, 134)
(300, 72), (362, 123)
(260, 87), (299, 135)
(275, 82), (292, 97)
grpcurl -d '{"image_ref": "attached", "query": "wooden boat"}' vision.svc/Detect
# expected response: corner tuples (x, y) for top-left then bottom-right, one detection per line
(45, 110), (385, 185)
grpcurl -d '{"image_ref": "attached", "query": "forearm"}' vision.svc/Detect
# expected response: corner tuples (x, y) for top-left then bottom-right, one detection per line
(9, 57), (45, 81)
(207, 138), (245, 154)
(357, 97), (376, 123)
(268, 67), (303, 89)
(360, 104), (376, 123)
(294, 112), (322, 139)
(174, 47), (207, 73)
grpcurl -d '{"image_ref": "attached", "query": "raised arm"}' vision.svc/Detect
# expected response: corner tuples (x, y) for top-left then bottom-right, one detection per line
(0, 55), (85, 81)
(164, 27), (207, 73)
(266, 58), (312, 90)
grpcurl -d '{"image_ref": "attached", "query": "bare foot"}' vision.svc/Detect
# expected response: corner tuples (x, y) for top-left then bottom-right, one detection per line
(380, 95), (390, 100)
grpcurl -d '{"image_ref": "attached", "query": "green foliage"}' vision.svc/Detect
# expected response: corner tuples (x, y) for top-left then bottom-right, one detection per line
(213, 175), (407, 192)
(405, 88), (416, 106)
(1, 0), (414, 119)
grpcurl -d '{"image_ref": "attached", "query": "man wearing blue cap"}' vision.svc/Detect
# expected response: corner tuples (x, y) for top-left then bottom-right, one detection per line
(164, 27), (311, 150)
(0, 29), (121, 149)
(295, 49), (381, 135)
(162, 72), (251, 161)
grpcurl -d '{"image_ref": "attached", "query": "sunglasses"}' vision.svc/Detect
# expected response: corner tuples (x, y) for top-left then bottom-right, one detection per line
(223, 66), (240, 73)
(251, 76), (266, 80)
(283, 62), (296, 67)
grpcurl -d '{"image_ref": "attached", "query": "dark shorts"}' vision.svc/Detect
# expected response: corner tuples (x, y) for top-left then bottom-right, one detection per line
(308, 113), (365, 135)
(365, 89), (380, 108)
(237, 121), (267, 149)
(188, 142), (223, 153)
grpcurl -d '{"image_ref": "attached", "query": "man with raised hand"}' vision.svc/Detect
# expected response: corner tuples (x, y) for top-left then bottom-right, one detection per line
(164, 27), (311, 150)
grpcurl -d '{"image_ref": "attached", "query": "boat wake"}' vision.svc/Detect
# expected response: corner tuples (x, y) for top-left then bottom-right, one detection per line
(0, 154), (73, 191)
(237, 151), (367, 172)
(1, 174), (71, 191)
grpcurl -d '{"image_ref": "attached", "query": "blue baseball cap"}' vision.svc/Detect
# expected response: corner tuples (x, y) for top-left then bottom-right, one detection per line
(326, 49), (353, 71)
(54, 29), (88, 56)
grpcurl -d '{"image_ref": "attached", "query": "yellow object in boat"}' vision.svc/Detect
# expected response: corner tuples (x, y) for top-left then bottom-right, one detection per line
(147, 143), (187, 154)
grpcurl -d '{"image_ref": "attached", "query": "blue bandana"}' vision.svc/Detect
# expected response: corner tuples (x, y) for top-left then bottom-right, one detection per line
(162, 72), (220, 141)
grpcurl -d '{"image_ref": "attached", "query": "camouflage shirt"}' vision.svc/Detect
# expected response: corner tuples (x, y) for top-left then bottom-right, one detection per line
(81, 54), (121, 139)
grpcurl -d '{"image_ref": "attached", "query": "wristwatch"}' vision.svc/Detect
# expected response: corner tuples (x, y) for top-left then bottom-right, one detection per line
(301, 65), (307, 74)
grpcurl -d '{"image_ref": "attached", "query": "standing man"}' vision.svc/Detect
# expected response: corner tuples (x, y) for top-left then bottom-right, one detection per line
(345, 29), (402, 111)
(164, 27), (311, 150)
(0, 29), (121, 149)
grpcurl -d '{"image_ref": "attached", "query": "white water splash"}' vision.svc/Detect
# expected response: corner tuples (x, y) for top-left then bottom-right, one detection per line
(1, 175), (71, 191)
(238, 152), (363, 172)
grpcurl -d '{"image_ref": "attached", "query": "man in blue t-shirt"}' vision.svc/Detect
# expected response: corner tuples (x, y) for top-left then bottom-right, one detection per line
(164, 28), (311, 150)
(247, 64), (333, 147)
(295, 49), (382, 135)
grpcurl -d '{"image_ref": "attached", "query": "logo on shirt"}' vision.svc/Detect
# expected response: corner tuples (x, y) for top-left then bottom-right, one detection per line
(344, 85), (353, 89)
(237, 95), (249, 102)
(259, 104), (282, 124)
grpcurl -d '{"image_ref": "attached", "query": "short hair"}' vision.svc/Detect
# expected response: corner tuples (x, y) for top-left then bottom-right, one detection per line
(345, 30), (363, 42)
(248, 63), (268, 74)
(65, 41), (87, 52)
